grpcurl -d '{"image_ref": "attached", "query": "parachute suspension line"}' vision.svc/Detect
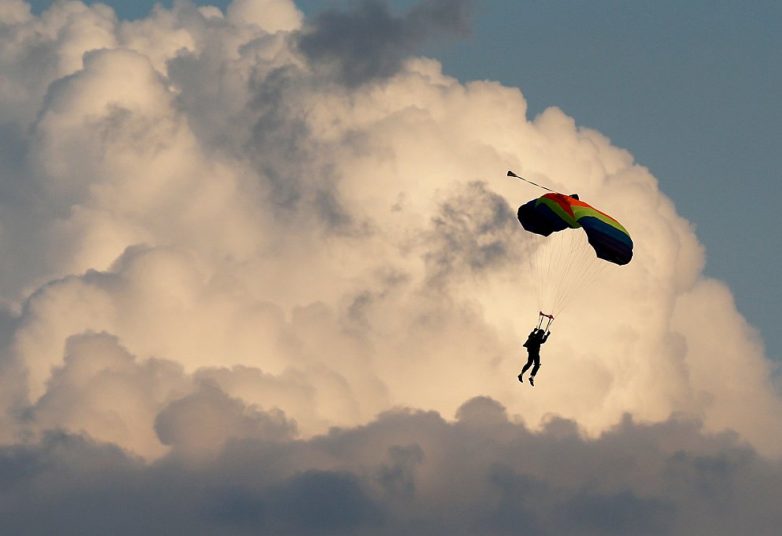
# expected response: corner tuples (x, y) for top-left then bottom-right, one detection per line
(534, 228), (580, 315)
(554, 236), (608, 317)
(552, 231), (583, 314)
(507, 170), (555, 192)
(551, 230), (607, 316)
(524, 237), (544, 314)
(534, 227), (562, 313)
(530, 228), (609, 317)
(516, 185), (632, 322)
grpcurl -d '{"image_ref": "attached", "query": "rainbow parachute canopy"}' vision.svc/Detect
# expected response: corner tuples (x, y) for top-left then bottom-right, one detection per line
(517, 193), (633, 265)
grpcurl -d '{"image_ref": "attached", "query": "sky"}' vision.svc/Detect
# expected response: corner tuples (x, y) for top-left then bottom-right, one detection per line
(3, 0), (782, 534)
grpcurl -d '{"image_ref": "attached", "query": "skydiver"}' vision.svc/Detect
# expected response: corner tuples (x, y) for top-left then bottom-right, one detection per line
(518, 328), (550, 386)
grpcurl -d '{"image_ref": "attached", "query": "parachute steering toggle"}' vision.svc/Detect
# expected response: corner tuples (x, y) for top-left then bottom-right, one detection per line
(536, 311), (554, 331)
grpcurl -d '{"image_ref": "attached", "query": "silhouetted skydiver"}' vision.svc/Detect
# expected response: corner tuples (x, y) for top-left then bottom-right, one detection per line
(518, 328), (550, 386)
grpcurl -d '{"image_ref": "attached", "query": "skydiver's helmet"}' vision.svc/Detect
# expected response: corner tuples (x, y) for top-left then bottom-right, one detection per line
(569, 194), (579, 200)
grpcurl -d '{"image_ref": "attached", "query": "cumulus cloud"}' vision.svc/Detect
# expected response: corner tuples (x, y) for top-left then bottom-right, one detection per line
(0, 0), (781, 530)
(298, 0), (473, 86)
(2, 399), (782, 535)
(31, 331), (191, 457)
(154, 380), (297, 460)
(228, 0), (303, 33)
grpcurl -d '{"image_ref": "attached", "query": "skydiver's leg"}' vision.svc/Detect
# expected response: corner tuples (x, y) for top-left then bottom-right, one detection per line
(528, 355), (541, 386)
(519, 354), (534, 382)
(530, 354), (541, 377)
(521, 354), (534, 375)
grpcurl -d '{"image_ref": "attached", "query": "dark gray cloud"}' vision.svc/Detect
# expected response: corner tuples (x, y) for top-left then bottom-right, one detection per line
(298, 0), (473, 87)
(2, 395), (782, 535)
(0, 304), (25, 429)
(202, 469), (382, 534)
(424, 181), (519, 285)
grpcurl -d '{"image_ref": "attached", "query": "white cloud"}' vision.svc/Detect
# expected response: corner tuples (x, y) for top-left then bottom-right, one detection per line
(32, 332), (191, 458)
(227, 0), (303, 33)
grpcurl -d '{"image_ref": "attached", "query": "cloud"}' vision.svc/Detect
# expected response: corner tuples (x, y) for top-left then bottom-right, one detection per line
(0, 0), (781, 528)
(1, 0), (781, 454)
(298, 0), (473, 86)
(154, 380), (297, 459)
(228, 0), (303, 33)
(31, 332), (191, 458)
(2, 399), (782, 535)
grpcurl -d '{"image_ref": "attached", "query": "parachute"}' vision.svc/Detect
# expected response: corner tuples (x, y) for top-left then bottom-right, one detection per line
(513, 181), (633, 318)
(517, 193), (633, 265)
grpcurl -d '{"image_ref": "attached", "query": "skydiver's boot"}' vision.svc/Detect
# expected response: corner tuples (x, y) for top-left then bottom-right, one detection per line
(517, 373), (524, 383)
(529, 376), (535, 387)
